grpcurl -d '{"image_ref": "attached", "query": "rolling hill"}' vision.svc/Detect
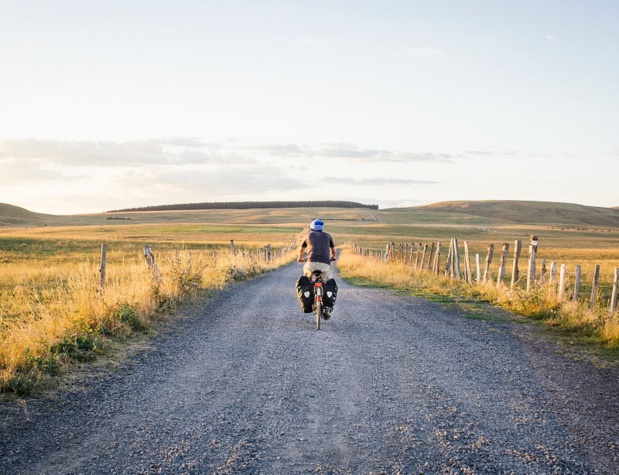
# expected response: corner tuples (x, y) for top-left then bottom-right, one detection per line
(381, 201), (619, 228)
(2, 200), (619, 229)
(0, 203), (57, 227)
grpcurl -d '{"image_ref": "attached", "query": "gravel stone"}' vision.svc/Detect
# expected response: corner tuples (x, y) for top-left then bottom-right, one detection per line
(1, 263), (618, 474)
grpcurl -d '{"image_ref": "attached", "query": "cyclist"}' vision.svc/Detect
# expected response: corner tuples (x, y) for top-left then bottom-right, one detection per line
(298, 219), (337, 318)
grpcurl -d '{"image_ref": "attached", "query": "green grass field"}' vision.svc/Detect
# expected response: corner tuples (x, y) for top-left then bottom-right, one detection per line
(3, 200), (619, 281)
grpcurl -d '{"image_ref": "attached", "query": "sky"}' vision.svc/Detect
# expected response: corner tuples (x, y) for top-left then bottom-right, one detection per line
(1, 0), (618, 214)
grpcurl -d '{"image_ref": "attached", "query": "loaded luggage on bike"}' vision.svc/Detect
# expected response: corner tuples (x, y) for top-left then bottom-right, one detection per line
(296, 219), (338, 328)
(295, 275), (314, 313)
(322, 277), (338, 310)
(295, 273), (338, 314)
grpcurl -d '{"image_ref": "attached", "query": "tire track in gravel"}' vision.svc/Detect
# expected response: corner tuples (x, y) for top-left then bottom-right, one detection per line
(0, 262), (614, 474)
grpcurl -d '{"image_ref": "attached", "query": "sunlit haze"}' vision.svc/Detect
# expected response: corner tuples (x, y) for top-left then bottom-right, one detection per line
(1, 1), (617, 214)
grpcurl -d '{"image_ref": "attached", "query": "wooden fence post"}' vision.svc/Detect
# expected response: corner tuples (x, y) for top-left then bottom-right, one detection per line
(265, 244), (271, 263)
(475, 254), (481, 283)
(590, 264), (600, 310)
(610, 268), (619, 319)
(453, 238), (461, 280)
(511, 240), (522, 289)
(427, 242), (435, 270)
(573, 265), (581, 302)
(549, 262), (557, 285)
(230, 240), (236, 256)
(558, 264), (567, 300)
(144, 245), (162, 279)
(414, 243), (422, 269)
(448, 238), (456, 278)
(527, 236), (538, 292)
(420, 244), (428, 270)
(496, 243), (509, 288)
(99, 244), (107, 296)
(463, 241), (472, 284)
(434, 241), (442, 274)
(483, 244), (494, 284)
(444, 240), (453, 277)
(540, 259), (547, 285)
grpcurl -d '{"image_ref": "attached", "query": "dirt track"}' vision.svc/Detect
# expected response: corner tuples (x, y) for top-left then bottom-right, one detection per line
(1, 263), (618, 474)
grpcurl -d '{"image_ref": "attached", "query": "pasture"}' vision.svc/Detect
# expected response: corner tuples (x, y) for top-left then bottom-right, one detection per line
(0, 219), (301, 395)
(2, 200), (619, 394)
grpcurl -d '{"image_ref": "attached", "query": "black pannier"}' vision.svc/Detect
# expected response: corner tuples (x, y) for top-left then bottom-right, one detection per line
(296, 275), (314, 313)
(323, 278), (338, 309)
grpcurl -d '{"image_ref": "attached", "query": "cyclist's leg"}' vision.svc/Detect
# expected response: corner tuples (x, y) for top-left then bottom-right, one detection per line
(321, 265), (334, 282)
(304, 261), (331, 279)
(303, 261), (313, 278)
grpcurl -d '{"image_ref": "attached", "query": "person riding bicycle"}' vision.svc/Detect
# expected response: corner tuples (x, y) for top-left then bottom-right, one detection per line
(298, 219), (337, 318)
(298, 219), (336, 279)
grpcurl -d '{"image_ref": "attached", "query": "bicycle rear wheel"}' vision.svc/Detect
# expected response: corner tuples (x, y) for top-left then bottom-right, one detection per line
(315, 300), (321, 330)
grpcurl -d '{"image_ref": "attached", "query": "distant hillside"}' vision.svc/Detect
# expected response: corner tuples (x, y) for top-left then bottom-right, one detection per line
(0, 204), (108, 228)
(382, 201), (619, 228)
(109, 200), (379, 213)
(3, 200), (619, 229)
(0, 203), (53, 227)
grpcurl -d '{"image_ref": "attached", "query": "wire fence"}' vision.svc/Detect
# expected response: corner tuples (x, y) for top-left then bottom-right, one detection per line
(350, 236), (619, 320)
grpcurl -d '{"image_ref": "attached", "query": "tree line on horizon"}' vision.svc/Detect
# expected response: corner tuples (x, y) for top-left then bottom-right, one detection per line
(108, 200), (379, 213)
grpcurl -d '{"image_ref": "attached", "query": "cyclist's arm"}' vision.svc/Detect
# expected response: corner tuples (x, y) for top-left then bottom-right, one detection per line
(329, 237), (336, 261)
(298, 243), (307, 262)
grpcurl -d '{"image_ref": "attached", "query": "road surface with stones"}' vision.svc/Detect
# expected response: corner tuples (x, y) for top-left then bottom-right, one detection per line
(2, 262), (619, 474)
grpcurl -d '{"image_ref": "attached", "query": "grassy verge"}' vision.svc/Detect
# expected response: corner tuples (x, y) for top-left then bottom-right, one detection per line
(338, 247), (619, 354)
(1, 240), (296, 397)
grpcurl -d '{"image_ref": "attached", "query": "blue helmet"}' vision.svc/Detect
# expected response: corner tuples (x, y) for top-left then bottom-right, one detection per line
(310, 219), (324, 231)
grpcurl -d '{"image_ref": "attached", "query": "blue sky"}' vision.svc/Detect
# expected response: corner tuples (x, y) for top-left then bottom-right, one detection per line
(1, 1), (617, 214)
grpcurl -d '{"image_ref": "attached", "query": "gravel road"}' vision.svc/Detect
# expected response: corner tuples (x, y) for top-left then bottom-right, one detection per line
(2, 262), (619, 474)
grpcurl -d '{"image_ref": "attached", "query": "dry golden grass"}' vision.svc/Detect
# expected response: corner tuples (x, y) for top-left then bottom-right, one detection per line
(4, 204), (619, 393)
(0, 224), (299, 395)
(337, 247), (619, 348)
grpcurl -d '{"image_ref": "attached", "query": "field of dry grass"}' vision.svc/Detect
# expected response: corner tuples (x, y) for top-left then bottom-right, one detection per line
(3, 200), (619, 394)
(0, 223), (300, 396)
(337, 246), (619, 353)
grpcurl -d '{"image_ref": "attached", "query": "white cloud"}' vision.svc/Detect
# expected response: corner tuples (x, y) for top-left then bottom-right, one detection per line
(250, 142), (455, 162)
(399, 47), (446, 57)
(0, 139), (457, 170)
(0, 137), (461, 213)
(109, 165), (312, 196)
(0, 139), (255, 177)
(463, 150), (528, 157)
(0, 139), (164, 166)
(324, 177), (437, 186)
(0, 157), (69, 182)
